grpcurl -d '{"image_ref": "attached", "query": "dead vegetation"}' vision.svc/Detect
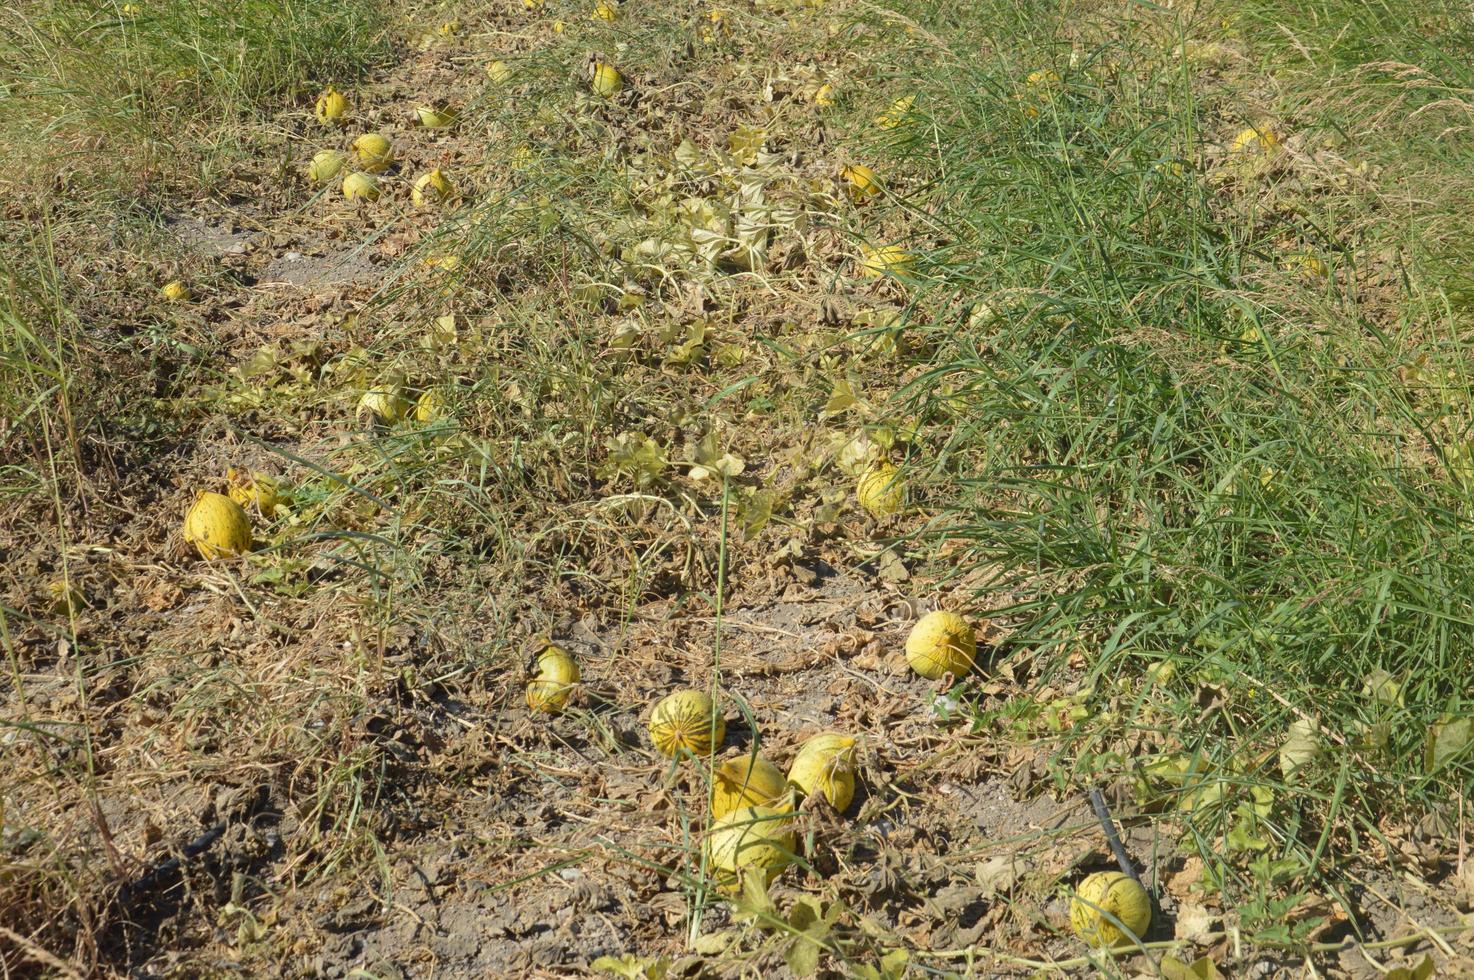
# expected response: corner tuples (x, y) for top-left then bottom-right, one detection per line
(3, 0), (1474, 977)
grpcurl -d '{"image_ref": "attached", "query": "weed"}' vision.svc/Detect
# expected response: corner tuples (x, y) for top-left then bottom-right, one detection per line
(877, 0), (1474, 939)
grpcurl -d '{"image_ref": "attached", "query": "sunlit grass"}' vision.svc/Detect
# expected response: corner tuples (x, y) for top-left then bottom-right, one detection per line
(0, 0), (388, 197)
(868, 0), (1474, 934)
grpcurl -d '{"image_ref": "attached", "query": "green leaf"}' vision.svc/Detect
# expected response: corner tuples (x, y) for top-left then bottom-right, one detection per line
(1248, 854), (1306, 887)
(727, 124), (766, 165)
(783, 934), (823, 977)
(1383, 954), (1435, 980)
(601, 431), (668, 487)
(236, 345), (279, 380)
(1360, 668), (1404, 707)
(590, 954), (670, 980)
(787, 895), (827, 935)
(1226, 815), (1269, 853)
(1278, 716), (1321, 780)
(1160, 954), (1220, 980)
(1424, 716), (1474, 774)
(665, 322), (706, 366)
(878, 949), (910, 979)
(781, 894), (843, 977)
(821, 377), (858, 416)
(1352, 719), (1391, 752)
(694, 431), (720, 465)
(730, 868), (778, 931)
(691, 930), (736, 956)
(814, 488), (846, 523)
(689, 452), (745, 482)
(739, 489), (776, 538)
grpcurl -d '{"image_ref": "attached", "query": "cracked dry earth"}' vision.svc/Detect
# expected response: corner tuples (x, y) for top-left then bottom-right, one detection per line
(8, 2), (1474, 979)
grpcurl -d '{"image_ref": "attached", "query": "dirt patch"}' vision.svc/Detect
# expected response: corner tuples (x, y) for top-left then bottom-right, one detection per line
(168, 214), (254, 259)
(260, 243), (381, 289)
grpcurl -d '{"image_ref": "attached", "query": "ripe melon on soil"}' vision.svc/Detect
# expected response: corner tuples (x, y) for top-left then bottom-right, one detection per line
(184, 491), (252, 560)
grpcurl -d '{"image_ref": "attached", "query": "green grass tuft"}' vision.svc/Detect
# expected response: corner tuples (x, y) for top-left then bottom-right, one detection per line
(871, 0), (1474, 925)
(0, 0), (389, 197)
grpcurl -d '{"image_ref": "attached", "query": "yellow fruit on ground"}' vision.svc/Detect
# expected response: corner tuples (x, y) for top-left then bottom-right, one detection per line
(592, 0), (618, 21)
(787, 732), (858, 813)
(1230, 125), (1280, 156)
(415, 104), (458, 129)
(486, 60), (514, 84)
(859, 243), (914, 279)
(705, 805), (794, 889)
(411, 169), (455, 207)
(524, 0), (544, 8)
(1020, 69), (1061, 117)
(711, 755), (788, 819)
(842, 163), (881, 202)
(703, 8), (729, 42)
(874, 95), (915, 129)
(183, 491), (252, 560)
(315, 85), (348, 124)
(813, 82), (834, 107)
(357, 384), (410, 422)
(47, 580), (86, 617)
(436, 19), (460, 36)
(227, 469), (282, 515)
(122, 3), (140, 16)
(905, 610), (977, 680)
(649, 690), (725, 757)
(341, 171), (381, 201)
(1069, 872), (1152, 947)
(414, 387), (446, 422)
(856, 462), (905, 517)
(307, 149), (347, 183)
(424, 254), (463, 273)
(1155, 159), (1188, 180)
(161, 280), (191, 302)
(591, 61), (624, 98)
(353, 133), (395, 173)
(526, 646), (580, 713)
(1282, 252), (1327, 278)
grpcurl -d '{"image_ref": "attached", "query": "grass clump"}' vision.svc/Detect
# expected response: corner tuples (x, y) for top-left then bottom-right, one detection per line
(866, 0), (1474, 936)
(0, 0), (390, 460)
(0, 0), (388, 197)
